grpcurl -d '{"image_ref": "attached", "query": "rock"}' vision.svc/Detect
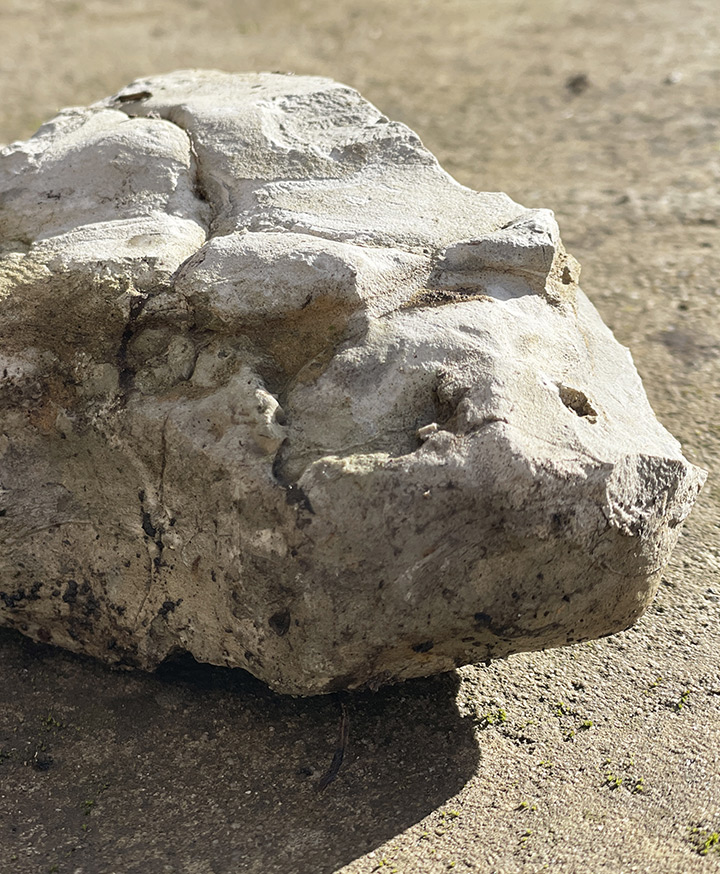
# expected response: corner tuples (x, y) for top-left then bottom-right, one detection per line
(0, 71), (706, 696)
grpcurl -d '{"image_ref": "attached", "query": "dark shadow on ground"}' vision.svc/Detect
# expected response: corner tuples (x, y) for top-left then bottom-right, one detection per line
(0, 627), (479, 874)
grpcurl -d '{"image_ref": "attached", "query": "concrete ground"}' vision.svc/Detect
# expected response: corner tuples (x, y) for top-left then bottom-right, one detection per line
(1, 0), (719, 871)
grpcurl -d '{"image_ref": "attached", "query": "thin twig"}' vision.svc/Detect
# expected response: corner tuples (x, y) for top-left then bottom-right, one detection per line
(317, 696), (349, 791)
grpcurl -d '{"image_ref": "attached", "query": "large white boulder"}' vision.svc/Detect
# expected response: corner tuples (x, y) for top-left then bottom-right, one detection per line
(0, 71), (706, 694)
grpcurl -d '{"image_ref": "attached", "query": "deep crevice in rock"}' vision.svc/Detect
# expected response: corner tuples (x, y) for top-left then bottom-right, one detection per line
(116, 99), (216, 244)
(116, 292), (150, 401)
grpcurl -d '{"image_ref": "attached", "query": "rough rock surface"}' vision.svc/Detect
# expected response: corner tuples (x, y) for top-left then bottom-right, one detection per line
(0, 71), (706, 695)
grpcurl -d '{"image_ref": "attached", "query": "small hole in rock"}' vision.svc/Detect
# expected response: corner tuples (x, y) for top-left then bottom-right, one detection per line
(557, 384), (598, 420)
(269, 608), (291, 637)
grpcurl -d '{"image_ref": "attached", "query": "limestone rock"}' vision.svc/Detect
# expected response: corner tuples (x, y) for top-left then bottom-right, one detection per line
(0, 71), (706, 695)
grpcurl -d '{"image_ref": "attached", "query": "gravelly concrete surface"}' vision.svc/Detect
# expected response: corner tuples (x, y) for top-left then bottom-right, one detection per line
(1, 1), (719, 872)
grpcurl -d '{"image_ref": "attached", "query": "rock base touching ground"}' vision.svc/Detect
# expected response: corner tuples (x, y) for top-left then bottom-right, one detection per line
(0, 71), (706, 694)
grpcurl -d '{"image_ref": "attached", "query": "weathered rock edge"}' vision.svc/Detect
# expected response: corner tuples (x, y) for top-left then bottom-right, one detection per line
(0, 71), (706, 695)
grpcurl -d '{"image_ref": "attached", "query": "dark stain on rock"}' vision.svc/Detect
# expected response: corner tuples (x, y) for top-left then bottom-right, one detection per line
(158, 598), (183, 619)
(551, 511), (573, 531)
(412, 640), (434, 653)
(1, 589), (25, 609)
(62, 580), (79, 604)
(0, 581), (43, 610)
(473, 611), (514, 639)
(79, 581), (100, 618)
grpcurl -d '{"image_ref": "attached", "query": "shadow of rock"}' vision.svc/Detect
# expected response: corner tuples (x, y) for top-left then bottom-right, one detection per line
(0, 627), (478, 874)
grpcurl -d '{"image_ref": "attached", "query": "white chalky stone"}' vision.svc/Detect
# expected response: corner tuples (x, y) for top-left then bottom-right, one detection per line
(0, 71), (706, 694)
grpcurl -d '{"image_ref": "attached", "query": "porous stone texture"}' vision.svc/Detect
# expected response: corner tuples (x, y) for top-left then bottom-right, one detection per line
(0, 71), (706, 695)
